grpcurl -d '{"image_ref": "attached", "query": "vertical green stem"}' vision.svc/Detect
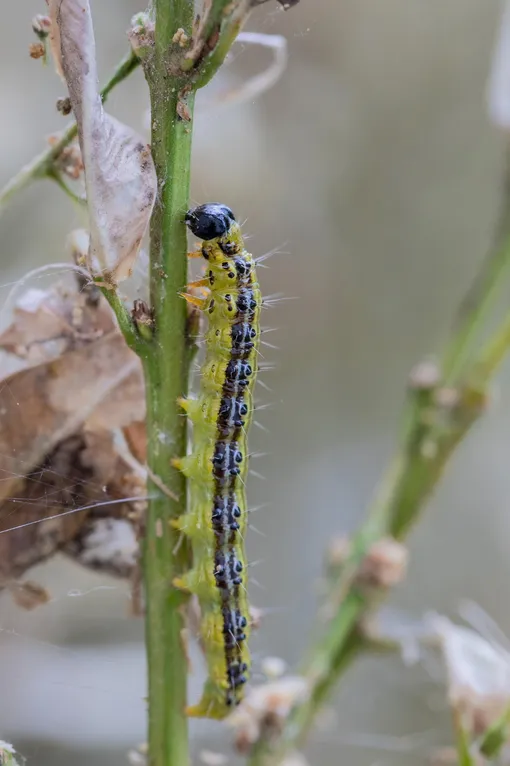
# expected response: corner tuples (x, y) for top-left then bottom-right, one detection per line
(143, 2), (195, 765)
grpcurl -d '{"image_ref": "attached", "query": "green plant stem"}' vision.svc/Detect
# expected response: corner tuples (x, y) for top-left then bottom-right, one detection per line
(142, 2), (195, 765)
(453, 708), (477, 766)
(0, 51), (140, 214)
(441, 144), (510, 385)
(47, 168), (86, 207)
(479, 704), (510, 758)
(98, 285), (141, 353)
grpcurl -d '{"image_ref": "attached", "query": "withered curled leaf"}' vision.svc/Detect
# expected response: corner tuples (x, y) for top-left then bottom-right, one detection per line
(50, 0), (157, 283)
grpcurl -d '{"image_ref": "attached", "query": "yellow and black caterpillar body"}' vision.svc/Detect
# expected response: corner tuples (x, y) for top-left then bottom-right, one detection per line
(174, 204), (261, 719)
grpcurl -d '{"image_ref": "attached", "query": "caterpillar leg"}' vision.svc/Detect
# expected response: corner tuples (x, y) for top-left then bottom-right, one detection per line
(177, 395), (209, 425)
(186, 692), (231, 720)
(173, 564), (215, 599)
(172, 452), (212, 482)
(179, 292), (207, 310)
(187, 278), (209, 290)
(187, 249), (203, 258)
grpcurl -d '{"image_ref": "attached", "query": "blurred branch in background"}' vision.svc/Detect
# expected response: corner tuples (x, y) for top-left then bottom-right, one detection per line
(246, 182), (510, 763)
(0, 50), (140, 215)
(442, 145), (510, 386)
(245, 22), (510, 761)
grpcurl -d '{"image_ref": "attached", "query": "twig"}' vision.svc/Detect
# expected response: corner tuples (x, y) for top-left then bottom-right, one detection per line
(441, 143), (510, 385)
(182, 0), (253, 88)
(98, 284), (141, 354)
(0, 50), (140, 214)
(47, 167), (86, 207)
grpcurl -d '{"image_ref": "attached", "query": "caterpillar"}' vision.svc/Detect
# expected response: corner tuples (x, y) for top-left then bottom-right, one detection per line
(173, 203), (261, 719)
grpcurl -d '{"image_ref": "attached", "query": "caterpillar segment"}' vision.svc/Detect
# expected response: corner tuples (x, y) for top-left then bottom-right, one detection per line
(174, 203), (261, 719)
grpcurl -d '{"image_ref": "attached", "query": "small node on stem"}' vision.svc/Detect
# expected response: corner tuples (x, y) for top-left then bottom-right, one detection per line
(132, 299), (155, 341)
(47, 135), (84, 180)
(29, 42), (46, 60)
(434, 386), (460, 409)
(32, 14), (52, 39)
(173, 28), (189, 48)
(93, 270), (117, 291)
(30, 13), (51, 63)
(408, 359), (441, 391)
(325, 536), (408, 594)
(128, 12), (155, 60)
(325, 535), (350, 572)
(56, 96), (72, 116)
(357, 537), (408, 589)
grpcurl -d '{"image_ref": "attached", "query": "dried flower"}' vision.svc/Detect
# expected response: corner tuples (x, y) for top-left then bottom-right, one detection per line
(29, 42), (45, 60)
(32, 14), (52, 38)
(227, 676), (309, 753)
(430, 612), (510, 739)
(261, 656), (287, 679)
(358, 537), (408, 589)
(172, 28), (189, 47)
(409, 359), (441, 391)
(56, 96), (72, 116)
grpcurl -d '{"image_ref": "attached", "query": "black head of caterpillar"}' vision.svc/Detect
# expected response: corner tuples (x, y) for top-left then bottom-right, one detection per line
(185, 203), (235, 241)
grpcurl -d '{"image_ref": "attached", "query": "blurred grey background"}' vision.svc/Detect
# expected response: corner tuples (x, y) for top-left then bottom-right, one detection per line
(1, 1), (510, 764)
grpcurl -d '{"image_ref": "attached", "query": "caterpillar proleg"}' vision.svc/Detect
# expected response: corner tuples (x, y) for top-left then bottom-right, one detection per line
(174, 203), (261, 719)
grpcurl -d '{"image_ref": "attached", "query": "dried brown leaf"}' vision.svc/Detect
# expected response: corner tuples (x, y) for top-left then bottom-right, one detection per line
(0, 274), (146, 592)
(0, 434), (102, 584)
(51, 0), (157, 282)
(0, 283), (114, 364)
(0, 330), (143, 503)
(0, 429), (143, 589)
